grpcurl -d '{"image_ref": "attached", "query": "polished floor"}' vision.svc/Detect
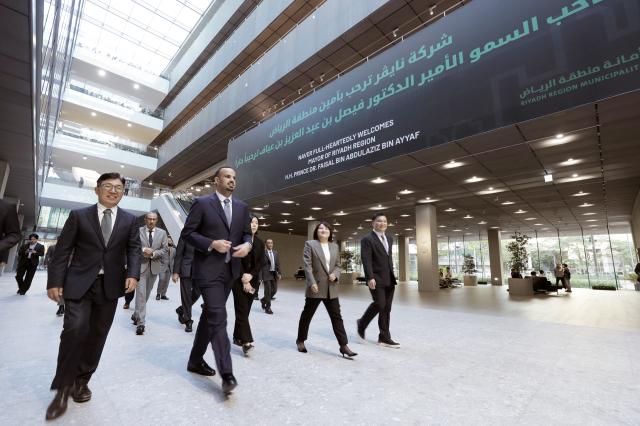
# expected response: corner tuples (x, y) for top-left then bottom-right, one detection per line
(1, 272), (639, 425)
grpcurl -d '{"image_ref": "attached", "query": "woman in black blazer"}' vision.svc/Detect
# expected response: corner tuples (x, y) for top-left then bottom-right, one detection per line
(232, 215), (265, 355)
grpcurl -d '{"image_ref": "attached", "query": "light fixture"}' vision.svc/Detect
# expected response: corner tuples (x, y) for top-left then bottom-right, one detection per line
(404, 228), (413, 231)
(478, 221), (487, 225)
(204, 184), (211, 188)
(579, 203), (593, 207)
(98, 69), (106, 77)
(258, 216), (265, 220)
(524, 217), (536, 220)
(398, 189), (414, 195)
(534, 223), (543, 226)
(586, 219), (597, 222)
(333, 222), (342, 226)
(572, 173), (579, 178)
(82, 156), (87, 160)
(429, 5), (435, 15)
(357, 226), (363, 230)
(514, 209), (526, 214)
(400, 214), (410, 217)
(148, 181), (153, 185)
(465, 176), (484, 183)
(589, 224), (598, 227)
(120, 165), (125, 168)
(334, 211), (348, 216)
(279, 220), (291, 224)
(555, 133), (564, 139)
(319, 190), (333, 195)
(443, 160), (463, 169)
(371, 177), (388, 184)
(369, 204), (386, 210)
(282, 200), (295, 204)
(438, 225), (447, 228)
(365, 219), (372, 222)
(453, 229), (462, 232)
(490, 226), (500, 229)
(127, 123), (132, 127)
(195, 188), (201, 192)
(288, 228), (294, 231)
(418, 197), (437, 203)
(252, 207), (264, 211)
(90, 112), (97, 117)
(582, 212), (596, 216)
(501, 201), (515, 205)
(562, 158), (579, 165)
(544, 173), (553, 183)
(311, 207), (322, 210)
(488, 187), (494, 191)
(572, 191), (589, 197)
(303, 216), (316, 221)
(133, 83), (140, 89)
(281, 212), (291, 216)
(463, 214), (473, 219)
(444, 208), (456, 212)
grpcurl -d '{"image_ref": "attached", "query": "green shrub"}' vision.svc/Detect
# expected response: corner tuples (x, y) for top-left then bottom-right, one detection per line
(592, 285), (616, 291)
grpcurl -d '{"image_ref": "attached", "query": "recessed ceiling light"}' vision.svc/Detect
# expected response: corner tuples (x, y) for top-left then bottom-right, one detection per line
(195, 188), (201, 192)
(555, 133), (564, 139)
(444, 208), (457, 212)
(388, 223), (395, 227)
(490, 226), (500, 229)
(319, 190), (333, 195)
(281, 212), (291, 216)
(399, 214), (410, 218)
(572, 173), (579, 178)
(133, 83), (140, 89)
(204, 184), (211, 188)
(463, 214), (473, 219)
(399, 189), (414, 195)
(258, 216), (265, 220)
(333, 222), (341, 226)
(282, 200), (295, 204)
(443, 160), (463, 169)
(279, 220), (291, 224)
(98, 69), (106, 77)
(524, 217), (536, 220)
(589, 224), (598, 227)
(357, 226), (363, 230)
(582, 212), (596, 216)
(585, 219), (598, 222)
(261, 223), (270, 227)
(369, 204), (386, 210)
(404, 228), (413, 231)
(572, 191), (589, 196)
(562, 158), (579, 166)
(127, 123), (132, 127)
(91, 112), (97, 117)
(418, 197), (437, 203)
(311, 207), (322, 210)
(501, 201), (515, 205)
(534, 223), (543, 226)
(371, 177), (388, 184)
(252, 207), (264, 210)
(544, 174), (553, 183)
(465, 176), (484, 183)
(453, 229), (462, 232)
(579, 203), (593, 207)
(352, 232), (357, 235)
(303, 216), (315, 221)
(364, 219), (372, 222)
(334, 211), (348, 216)
(478, 221), (487, 225)
(514, 209), (526, 214)
(438, 225), (447, 228)
(488, 187), (494, 191)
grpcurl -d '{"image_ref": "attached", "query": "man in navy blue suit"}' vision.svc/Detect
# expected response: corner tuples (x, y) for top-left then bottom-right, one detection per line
(45, 172), (141, 420)
(181, 166), (252, 396)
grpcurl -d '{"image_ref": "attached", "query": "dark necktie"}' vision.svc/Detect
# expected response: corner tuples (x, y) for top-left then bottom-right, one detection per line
(223, 199), (231, 262)
(148, 230), (153, 247)
(101, 209), (112, 244)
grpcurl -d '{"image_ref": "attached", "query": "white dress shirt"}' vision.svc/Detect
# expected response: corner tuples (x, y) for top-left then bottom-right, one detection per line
(373, 230), (389, 252)
(215, 191), (232, 219)
(97, 203), (118, 274)
(320, 242), (331, 272)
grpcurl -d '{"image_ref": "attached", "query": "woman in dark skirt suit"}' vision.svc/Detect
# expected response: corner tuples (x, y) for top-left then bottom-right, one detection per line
(232, 215), (265, 355)
(296, 221), (357, 359)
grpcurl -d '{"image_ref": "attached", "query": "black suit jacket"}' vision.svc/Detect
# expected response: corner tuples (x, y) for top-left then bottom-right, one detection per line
(0, 199), (21, 252)
(180, 194), (252, 283)
(260, 248), (280, 281)
(173, 237), (195, 278)
(243, 236), (265, 285)
(47, 204), (141, 300)
(18, 242), (45, 267)
(361, 231), (397, 287)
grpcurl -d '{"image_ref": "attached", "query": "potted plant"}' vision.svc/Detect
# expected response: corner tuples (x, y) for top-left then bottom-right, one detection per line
(339, 250), (358, 284)
(462, 254), (478, 286)
(506, 232), (532, 295)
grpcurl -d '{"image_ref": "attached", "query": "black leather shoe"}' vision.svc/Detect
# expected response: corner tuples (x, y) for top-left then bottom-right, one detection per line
(131, 314), (138, 325)
(253, 294), (259, 300)
(242, 343), (254, 356)
(45, 385), (74, 420)
(356, 319), (365, 340)
(136, 325), (145, 335)
(123, 302), (130, 309)
(271, 296), (276, 300)
(296, 341), (307, 353)
(175, 306), (185, 324)
(260, 299), (266, 310)
(185, 320), (193, 333)
(339, 345), (358, 359)
(265, 308), (273, 315)
(221, 374), (238, 395)
(187, 360), (216, 376)
(72, 382), (92, 403)
(56, 305), (65, 317)
(378, 338), (400, 348)
(155, 294), (161, 300)
(161, 295), (169, 300)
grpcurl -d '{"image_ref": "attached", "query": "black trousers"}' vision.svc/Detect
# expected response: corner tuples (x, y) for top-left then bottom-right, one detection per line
(232, 278), (255, 344)
(189, 265), (233, 375)
(359, 285), (395, 341)
(261, 272), (277, 308)
(297, 297), (348, 346)
(178, 276), (201, 323)
(124, 288), (135, 304)
(15, 261), (37, 293)
(51, 276), (118, 389)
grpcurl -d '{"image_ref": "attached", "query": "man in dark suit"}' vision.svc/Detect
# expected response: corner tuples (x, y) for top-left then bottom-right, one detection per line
(260, 238), (281, 314)
(15, 233), (45, 294)
(181, 166), (252, 396)
(356, 213), (400, 348)
(172, 237), (200, 332)
(45, 172), (140, 420)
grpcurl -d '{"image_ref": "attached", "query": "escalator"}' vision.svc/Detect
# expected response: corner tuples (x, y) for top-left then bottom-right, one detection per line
(150, 192), (193, 241)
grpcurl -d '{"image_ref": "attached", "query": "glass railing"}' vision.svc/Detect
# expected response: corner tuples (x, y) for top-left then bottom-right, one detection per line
(67, 83), (164, 119)
(45, 167), (155, 200)
(75, 42), (162, 77)
(57, 121), (158, 158)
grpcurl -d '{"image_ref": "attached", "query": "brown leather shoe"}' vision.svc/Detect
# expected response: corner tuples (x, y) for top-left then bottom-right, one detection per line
(45, 385), (74, 420)
(72, 382), (92, 403)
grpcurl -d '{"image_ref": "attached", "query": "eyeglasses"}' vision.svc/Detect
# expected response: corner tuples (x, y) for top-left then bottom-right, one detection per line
(100, 184), (125, 192)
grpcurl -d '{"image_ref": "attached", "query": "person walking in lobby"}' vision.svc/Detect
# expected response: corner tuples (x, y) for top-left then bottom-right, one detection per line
(132, 212), (168, 335)
(173, 238), (200, 332)
(554, 264), (566, 289)
(156, 236), (175, 301)
(232, 214), (265, 355)
(44, 172), (140, 420)
(15, 233), (44, 295)
(356, 213), (400, 348)
(562, 263), (572, 292)
(296, 221), (357, 358)
(260, 238), (281, 314)
(181, 166), (252, 396)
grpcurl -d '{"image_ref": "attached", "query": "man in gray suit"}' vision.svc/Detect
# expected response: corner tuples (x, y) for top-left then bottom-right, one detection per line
(156, 236), (175, 300)
(132, 212), (168, 335)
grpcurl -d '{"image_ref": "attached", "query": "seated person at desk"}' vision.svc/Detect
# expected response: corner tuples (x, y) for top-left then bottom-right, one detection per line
(529, 270), (560, 293)
(294, 266), (305, 280)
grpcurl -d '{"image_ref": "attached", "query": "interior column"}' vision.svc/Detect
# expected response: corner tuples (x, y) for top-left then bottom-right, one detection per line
(487, 228), (503, 285)
(415, 204), (439, 292)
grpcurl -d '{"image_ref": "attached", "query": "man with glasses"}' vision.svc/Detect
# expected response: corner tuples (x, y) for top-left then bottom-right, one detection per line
(45, 172), (140, 420)
(132, 211), (168, 335)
